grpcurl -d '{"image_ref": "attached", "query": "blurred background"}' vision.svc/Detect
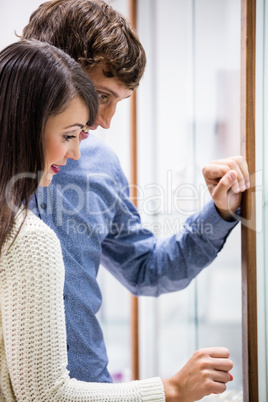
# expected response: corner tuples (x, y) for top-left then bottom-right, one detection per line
(0, 0), (242, 400)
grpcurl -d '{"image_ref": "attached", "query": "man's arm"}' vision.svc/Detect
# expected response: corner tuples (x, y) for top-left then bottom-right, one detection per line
(101, 156), (248, 296)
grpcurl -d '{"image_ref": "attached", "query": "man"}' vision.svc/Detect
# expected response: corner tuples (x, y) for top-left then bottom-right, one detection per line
(22, 0), (248, 396)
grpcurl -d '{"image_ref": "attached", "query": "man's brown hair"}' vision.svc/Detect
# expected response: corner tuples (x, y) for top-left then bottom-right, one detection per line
(21, 0), (146, 89)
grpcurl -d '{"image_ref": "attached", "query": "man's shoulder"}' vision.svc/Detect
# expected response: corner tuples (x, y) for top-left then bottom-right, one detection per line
(81, 134), (119, 163)
(64, 134), (121, 174)
(58, 134), (127, 185)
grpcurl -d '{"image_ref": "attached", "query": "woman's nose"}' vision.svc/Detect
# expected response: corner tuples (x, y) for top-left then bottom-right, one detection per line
(67, 141), (81, 161)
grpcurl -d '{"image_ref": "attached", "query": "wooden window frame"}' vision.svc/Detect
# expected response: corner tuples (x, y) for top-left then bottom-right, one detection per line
(129, 1), (259, 398)
(240, 0), (258, 400)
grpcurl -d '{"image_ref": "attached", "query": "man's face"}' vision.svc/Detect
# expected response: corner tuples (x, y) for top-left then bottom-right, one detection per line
(86, 63), (133, 130)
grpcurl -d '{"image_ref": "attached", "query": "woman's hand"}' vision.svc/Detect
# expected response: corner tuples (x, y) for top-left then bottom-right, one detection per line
(162, 347), (233, 402)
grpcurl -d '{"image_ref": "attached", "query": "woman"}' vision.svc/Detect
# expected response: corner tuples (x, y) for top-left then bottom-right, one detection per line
(0, 40), (167, 401)
(0, 40), (233, 402)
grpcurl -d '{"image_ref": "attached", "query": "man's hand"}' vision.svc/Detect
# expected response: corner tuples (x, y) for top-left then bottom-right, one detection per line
(202, 156), (250, 220)
(162, 347), (233, 402)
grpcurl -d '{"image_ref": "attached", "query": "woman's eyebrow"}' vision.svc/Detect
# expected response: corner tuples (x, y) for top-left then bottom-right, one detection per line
(64, 123), (84, 129)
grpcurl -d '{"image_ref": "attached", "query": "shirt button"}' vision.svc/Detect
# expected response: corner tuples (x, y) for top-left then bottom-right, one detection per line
(67, 344), (70, 350)
(40, 202), (47, 210)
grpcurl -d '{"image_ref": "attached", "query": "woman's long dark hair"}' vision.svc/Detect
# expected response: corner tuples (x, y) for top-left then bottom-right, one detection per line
(0, 39), (98, 253)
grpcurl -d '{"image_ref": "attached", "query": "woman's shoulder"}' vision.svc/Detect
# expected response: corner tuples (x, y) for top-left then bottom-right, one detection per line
(6, 208), (59, 250)
(1, 209), (64, 275)
(17, 209), (55, 233)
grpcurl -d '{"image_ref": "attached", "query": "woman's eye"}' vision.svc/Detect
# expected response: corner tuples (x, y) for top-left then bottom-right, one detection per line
(63, 135), (76, 142)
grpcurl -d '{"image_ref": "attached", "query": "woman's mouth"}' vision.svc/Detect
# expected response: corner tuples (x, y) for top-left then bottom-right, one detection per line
(51, 164), (61, 174)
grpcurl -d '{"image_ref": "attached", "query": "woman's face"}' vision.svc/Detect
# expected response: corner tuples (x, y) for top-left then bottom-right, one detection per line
(40, 96), (89, 187)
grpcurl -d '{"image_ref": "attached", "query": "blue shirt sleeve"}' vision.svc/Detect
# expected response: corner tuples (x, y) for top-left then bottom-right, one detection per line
(101, 156), (238, 297)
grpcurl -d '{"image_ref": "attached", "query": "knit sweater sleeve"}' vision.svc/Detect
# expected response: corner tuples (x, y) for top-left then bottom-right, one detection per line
(0, 215), (165, 401)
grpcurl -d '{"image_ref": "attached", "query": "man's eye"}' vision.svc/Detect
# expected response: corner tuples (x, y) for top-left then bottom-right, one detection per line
(98, 93), (108, 103)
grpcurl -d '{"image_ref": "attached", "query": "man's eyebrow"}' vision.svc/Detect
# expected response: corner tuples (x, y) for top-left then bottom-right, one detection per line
(96, 85), (132, 99)
(96, 86), (119, 98)
(64, 123), (85, 129)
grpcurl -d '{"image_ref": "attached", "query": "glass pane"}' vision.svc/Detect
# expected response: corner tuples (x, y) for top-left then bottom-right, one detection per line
(138, 1), (243, 400)
(195, 1), (242, 400)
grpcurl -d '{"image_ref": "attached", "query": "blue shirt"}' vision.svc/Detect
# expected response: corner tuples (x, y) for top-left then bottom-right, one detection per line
(32, 134), (238, 383)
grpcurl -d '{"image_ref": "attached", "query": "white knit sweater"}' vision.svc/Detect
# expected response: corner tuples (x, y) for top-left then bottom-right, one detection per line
(0, 210), (165, 401)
